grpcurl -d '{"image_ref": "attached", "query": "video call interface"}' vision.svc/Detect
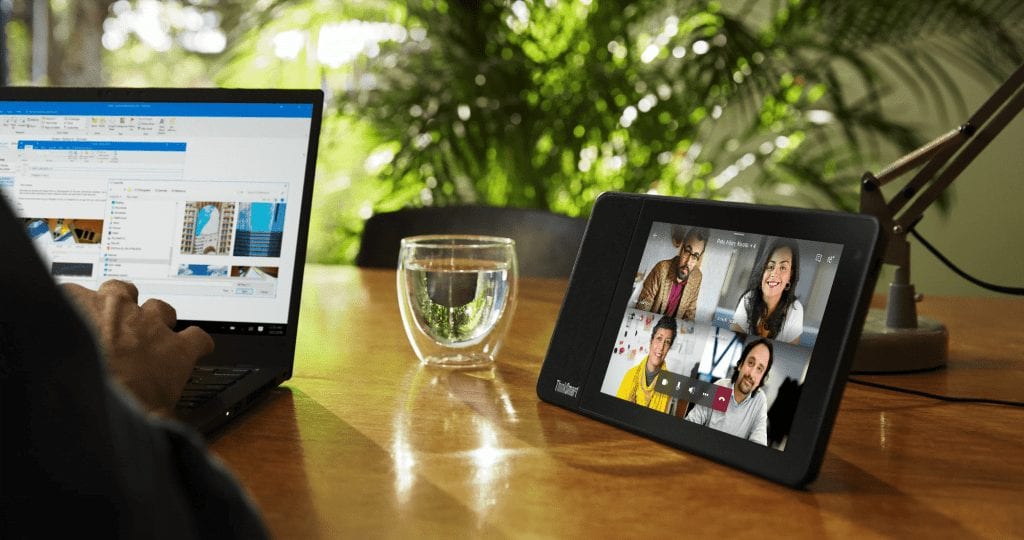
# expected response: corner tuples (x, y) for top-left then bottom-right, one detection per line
(599, 221), (844, 451)
(0, 101), (314, 334)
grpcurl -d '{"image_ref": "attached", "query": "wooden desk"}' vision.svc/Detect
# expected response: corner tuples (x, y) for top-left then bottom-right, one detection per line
(211, 266), (1024, 538)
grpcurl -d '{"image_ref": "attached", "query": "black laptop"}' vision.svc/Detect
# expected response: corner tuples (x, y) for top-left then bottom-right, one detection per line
(0, 87), (323, 434)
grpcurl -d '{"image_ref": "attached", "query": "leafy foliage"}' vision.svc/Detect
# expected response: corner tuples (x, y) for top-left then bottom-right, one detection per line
(11, 0), (1023, 263)
(345, 0), (1024, 216)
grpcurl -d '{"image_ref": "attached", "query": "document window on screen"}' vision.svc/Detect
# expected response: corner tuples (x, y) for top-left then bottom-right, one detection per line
(0, 102), (314, 330)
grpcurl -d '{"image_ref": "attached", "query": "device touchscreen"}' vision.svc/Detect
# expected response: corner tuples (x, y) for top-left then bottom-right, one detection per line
(597, 221), (843, 451)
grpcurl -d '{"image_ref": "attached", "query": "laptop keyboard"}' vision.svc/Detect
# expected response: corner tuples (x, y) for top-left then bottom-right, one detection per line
(176, 366), (257, 411)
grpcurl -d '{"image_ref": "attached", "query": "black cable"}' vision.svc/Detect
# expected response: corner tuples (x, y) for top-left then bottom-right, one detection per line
(910, 229), (1024, 295)
(863, 230), (1024, 409)
(848, 378), (1024, 408)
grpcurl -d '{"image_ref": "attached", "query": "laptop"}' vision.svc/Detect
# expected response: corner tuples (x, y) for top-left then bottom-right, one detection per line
(0, 87), (323, 434)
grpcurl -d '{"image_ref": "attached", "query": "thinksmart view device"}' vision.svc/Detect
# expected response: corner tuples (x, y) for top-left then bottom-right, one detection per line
(537, 192), (883, 486)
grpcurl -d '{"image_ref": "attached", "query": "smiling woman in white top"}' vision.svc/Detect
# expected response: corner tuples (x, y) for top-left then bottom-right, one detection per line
(730, 239), (804, 345)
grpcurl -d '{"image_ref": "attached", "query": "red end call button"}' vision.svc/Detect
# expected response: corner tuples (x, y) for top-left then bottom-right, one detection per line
(712, 385), (732, 413)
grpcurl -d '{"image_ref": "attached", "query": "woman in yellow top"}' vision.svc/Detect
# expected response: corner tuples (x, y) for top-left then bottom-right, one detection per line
(616, 316), (677, 413)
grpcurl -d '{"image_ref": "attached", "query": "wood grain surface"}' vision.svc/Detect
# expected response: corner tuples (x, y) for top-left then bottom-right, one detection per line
(211, 266), (1024, 538)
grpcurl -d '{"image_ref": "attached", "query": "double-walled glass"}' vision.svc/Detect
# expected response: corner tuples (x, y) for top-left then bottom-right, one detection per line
(397, 235), (518, 367)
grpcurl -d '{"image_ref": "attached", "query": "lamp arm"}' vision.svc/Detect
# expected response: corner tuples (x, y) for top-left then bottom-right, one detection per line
(858, 60), (1024, 331)
(873, 127), (965, 186)
(852, 61), (1024, 369)
(894, 85), (1024, 232)
(862, 60), (1024, 240)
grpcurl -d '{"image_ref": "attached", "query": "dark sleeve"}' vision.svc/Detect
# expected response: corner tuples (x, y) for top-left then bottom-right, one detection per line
(0, 198), (268, 539)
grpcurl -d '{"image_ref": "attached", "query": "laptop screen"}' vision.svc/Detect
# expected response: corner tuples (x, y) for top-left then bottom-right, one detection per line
(0, 95), (319, 336)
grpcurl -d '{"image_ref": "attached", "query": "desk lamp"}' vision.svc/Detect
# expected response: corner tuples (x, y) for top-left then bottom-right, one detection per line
(853, 61), (1024, 373)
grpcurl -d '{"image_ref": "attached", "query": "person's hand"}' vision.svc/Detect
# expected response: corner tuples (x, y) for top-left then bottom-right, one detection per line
(62, 280), (215, 418)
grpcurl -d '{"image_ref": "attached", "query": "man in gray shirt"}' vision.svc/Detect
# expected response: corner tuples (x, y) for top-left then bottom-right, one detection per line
(685, 338), (773, 445)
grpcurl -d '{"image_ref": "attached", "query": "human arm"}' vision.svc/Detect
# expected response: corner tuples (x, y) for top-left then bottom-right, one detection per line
(730, 292), (750, 334)
(684, 402), (710, 425)
(0, 198), (266, 538)
(616, 364), (638, 402)
(749, 394), (769, 446)
(678, 269), (701, 321)
(635, 262), (664, 311)
(778, 300), (805, 345)
(61, 280), (214, 418)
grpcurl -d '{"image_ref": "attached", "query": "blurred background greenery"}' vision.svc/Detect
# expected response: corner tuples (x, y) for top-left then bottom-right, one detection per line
(3, 0), (1023, 295)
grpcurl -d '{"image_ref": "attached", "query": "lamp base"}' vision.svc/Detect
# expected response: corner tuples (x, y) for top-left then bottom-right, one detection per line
(851, 308), (948, 373)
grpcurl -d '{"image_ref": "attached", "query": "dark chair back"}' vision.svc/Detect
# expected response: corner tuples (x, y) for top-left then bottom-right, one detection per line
(356, 206), (588, 278)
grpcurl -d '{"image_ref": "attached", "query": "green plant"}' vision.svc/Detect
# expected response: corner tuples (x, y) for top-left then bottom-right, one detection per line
(206, 0), (1024, 263)
(7, 1), (1022, 264)
(345, 0), (1024, 217)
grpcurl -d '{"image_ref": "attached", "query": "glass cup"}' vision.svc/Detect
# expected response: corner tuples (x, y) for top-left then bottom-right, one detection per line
(397, 235), (518, 368)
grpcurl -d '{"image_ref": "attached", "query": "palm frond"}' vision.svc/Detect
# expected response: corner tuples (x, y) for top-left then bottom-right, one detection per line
(336, 0), (1024, 215)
